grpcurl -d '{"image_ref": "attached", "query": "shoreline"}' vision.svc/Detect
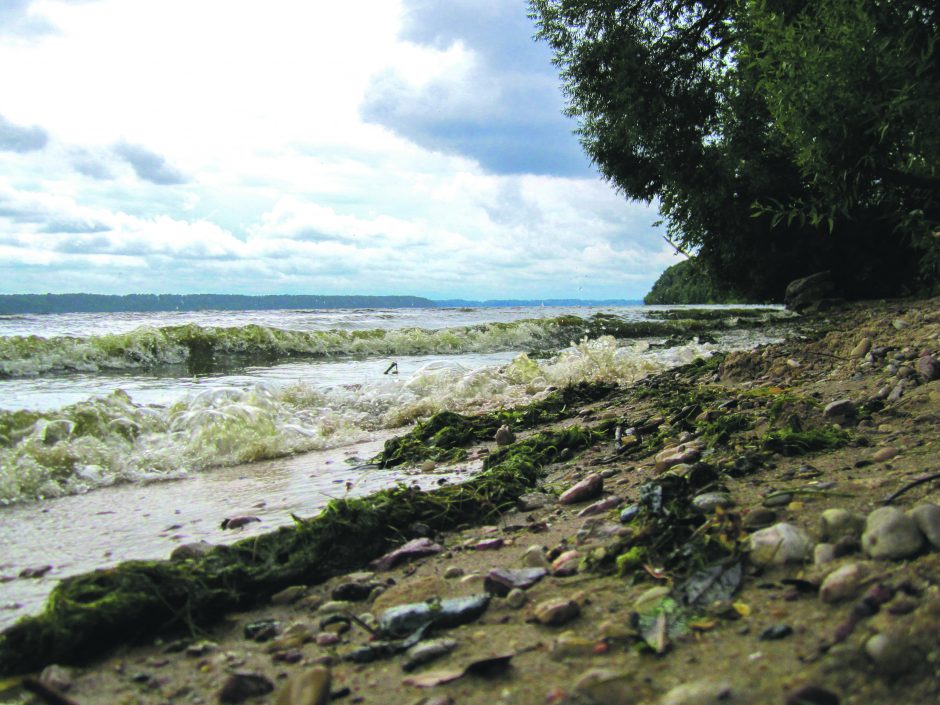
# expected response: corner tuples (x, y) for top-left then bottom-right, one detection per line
(1, 297), (939, 704)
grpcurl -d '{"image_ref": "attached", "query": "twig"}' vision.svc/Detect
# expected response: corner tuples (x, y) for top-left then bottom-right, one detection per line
(22, 679), (83, 705)
(882, 471), (940, 505)
(763, 488), (853, 502)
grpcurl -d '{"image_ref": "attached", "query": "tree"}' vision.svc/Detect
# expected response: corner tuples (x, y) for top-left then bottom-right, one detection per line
(530, 0), (940, 300)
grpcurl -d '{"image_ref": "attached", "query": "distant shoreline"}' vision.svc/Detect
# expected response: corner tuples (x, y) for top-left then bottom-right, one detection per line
(0, 293), (643, 315)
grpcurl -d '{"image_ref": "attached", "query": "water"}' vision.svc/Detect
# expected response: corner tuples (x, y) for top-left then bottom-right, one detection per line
(0, 304), (790, 627)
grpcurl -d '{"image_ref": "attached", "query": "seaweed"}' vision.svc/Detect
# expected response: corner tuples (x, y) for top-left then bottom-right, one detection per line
(760, 427), (851, 456)
(375, 381), (616, 467)
(0, 425), (601, 676)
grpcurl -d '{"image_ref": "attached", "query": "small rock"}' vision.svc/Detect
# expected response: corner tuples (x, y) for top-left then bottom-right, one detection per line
(420, 460), (437, 472)
(743, 508), (777, 530)
(692, 492), (734, 514)
(861, 506), (924, 560)
(443, 565), (464, 579)
(38, 664), (73, 692)
(315, 632), (339, 646)
(221, 516), (261, 530)
(819, 509), (865, 542)
(654, 444), (701, 473)
(762, 493), (793, 508)
(559, 474), (604, 505)
(403, 638), (458, 671)
(820, 562), (869, 603)
(850, 338), (872, 359)
(244, 619), (281, 642)
(185, 640), (219, 657)
(494, 425), (516, 446)
(533, 597), (580, 626)
(759, 624), (793, 640)
(506, 588), (527, 609)
(784, 271), (834, 312)
(170, 541), (214, 561)
(887, 380), (907, 402)
(916, 354), (939, 381)
(619, 504), (640, 523)
(484, 567), (547, 596)
(573, 669), (648, 705)
(331, 580), (379, 602)
(864, 632), (915, 675)
(823, 399), (856, 419)
(748, 523), (812, 566)
(518, 492), (555, 510)
(472, 538), (505, 551)
(659, 678), (734, 705)
(871, 447), (899, 463)
(551, 549), (581, 576)
(276, 665), (331, 705)
(577, 495), (623, 517)
(522, 544), (550, 569)
(909, 503), (940, 548)
(785, 684), (841, 705)
(219, 672), (275, 703)
(370, 538), (443, 571)
(18, 565), (52, 579)
(550, 632), (597, 660)
(271, 586), (308, 606)
(814, 543), (836, 565)
(318, 600), (354, 615)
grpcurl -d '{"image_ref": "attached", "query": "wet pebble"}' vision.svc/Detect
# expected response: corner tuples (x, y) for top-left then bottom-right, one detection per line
(518, 492), (555, 510)
(494, 424), (516, 446)
(533, 597), (581, 626)
(443, 565), (464, 579)
(483, 567), (547, 596)
(654, 444), (701, 472)
(219, 672), (275, 703)
(749, 523), (812, 566)
(916, 354), (939, 381)
(403, 638), (458, 671)
(315, 632), (339, 646)
(170, 541), (214, 561)
(814, 543), (836, 566)
(823, 399), (856, 419)
(759, 624), (793, 640)
(691, 492), (734, 514)
(870, 447), (899, 463)
(522, 544), (550, 569)
(819, 562), (869, 603)
(819, 508), (865, 542)
(506, 588), (527, 609)
(658, 678), (734, 705)
(742, 508), (777, 530)
(619, 504), (640, 523)
(370, 538), (443, 571)
(909, 503), (940, 548)
(573, 668), (647, 705)
(861, 506), (924, 560)
(551, 550), (581, 576)
(244, 619), (281, 642)
(864, 632), (916, 675)
(577, 495), (623, 517)
(38, 664), (74, 692)
(271, 585), (308, 606)
(559, 474), (604, 505)
(331, 580), (379, 602)
(762, 493), (792, 508)
(275, 665), (331, 705)
(472, 537), (505, 551)
(185, 641), (219, 657)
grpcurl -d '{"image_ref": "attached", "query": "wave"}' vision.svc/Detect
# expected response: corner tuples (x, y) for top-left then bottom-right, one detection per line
(0, 311), (789, 379)
(0, 336), (724, 505)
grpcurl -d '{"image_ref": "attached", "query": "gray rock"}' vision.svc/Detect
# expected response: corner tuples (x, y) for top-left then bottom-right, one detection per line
(521, 544), (550, 569)
(403, 638), (458, 671)
(276, 665), (331, 705)
(850, 338), (872, 359)
(483, 567), (547, 596)
(743, 508), (777, 530)
(819, 562), (870, 603)
(864, 632), (916, 675)
(38, 664), (74, 692)
(170, 541), (214, 561)
(370, 537), (443, 571)
(916, 354), (939, 382)
(749, 523), (812, 566)
(506, 588), (527, 609)
(518, 492), (555, 510)
(659, 679), (735, 705)
(573, 669), (649, 705)
(692, 492), (734, 514)
(220, 672), (275, 704)
(271, 585), (308, 605)
(443, 565), (464, 579)
(577, 495), (623, 517)
(862, 506), (924, 560)
(784, 271), (834, 312)
(814, 543), (836, 565)
(909, 503), (940, 549)
(533, 597), (580, 626)
(494, 424), (516, 446)
(819, 508), (865, 542)
(823, 399), (856, 419)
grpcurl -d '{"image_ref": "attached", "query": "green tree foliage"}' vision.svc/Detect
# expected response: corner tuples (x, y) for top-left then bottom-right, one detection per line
(643, 257), (747, 304)
(530, 0), (940, 300)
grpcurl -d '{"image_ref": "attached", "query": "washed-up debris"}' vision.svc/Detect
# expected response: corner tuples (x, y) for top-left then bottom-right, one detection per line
(377, 594), (490, 639)
(371, 538), (443, 571)
(681, 560), (743, 609)
(636, 597), (687, 654)
(484, 567), (547, 596)
(220, 516), (260, 530)
(402, 653), (513, 688)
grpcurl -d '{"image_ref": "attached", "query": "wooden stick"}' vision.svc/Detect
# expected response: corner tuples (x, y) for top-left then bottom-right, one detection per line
(22, 679), (83, 705)
(882, 471), (940, 505)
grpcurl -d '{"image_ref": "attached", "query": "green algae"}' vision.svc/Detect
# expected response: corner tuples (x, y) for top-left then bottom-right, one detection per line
(760, 426), (851, 456)
(376, 381), (616, 467)
(0, 425), (602, 676)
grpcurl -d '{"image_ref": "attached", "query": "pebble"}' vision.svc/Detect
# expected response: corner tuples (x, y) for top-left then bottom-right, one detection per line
(871, 447), (899, 463)
(577, 495), (623, 517)
(518, 492), (555, 510)
(331, 580), (379, 602)
(533, 597), (581, 626)
(443, 565), (464, 579)
(849, 338), (872, 358)
(38, 664), (74, 692)
(658, 679), (734, 705)
(315, 632), (339, 646)
(559, 474), (604, 505)
(522, 544), (550, 569)
(276, 665), (331, 705)
(271, 585), (308, 606)
(370, 538), (443, 571)
(691, 492), (734, 514)
(785, 684), (841, 705)
(169, 541), (214, 561)
(185, 640), (219, 657)
(551, 550), (581, 576)
(494, 424), (516, 446)
(743, 508), (777, 530)
(550, 632), (596, 660)
(909, 503), (940, 548)
(916, 354), (939, 381)
(762, 493), (792, 508)
(506, 588), (527, 609)
(573, 669), (647, 705)
(403, 638), (458, 671)
(219, 672), (275, 703)
(619, 504), (640, 523)
(318, 601), (354, 615)
(861, 506), (924, 560)
(244, 619), (281, 642)
(472, 538), (505, 551)
(819, 562), (869, 603)
(819, 509), (865, 542)
(654, 444), (701, 472)
(484, 567), (547, 596)
(823, 399), (856, 419)
(814, 543), (836, 565)
(759, 624), (793, 640)
(748, 523), (812, 566)
(420, 460), (437, 472)
(864, 632), (915, 675)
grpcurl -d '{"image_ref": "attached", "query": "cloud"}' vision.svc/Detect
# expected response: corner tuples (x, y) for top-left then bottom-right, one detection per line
(0, 113), (48, 152)
(0, 0), (56, 38)
(113, 142), (187, 185)
(360, 0), (590, 177)
(69, 149), (114, 179)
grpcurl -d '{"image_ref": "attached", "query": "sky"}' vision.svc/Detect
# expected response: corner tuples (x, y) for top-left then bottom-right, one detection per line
(0, 0), (678, 301)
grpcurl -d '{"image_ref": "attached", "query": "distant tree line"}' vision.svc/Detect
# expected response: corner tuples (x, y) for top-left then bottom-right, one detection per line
(0, 294), (436, 315)
(531, 0), (940, 302)
(643, 258), (750, 305)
